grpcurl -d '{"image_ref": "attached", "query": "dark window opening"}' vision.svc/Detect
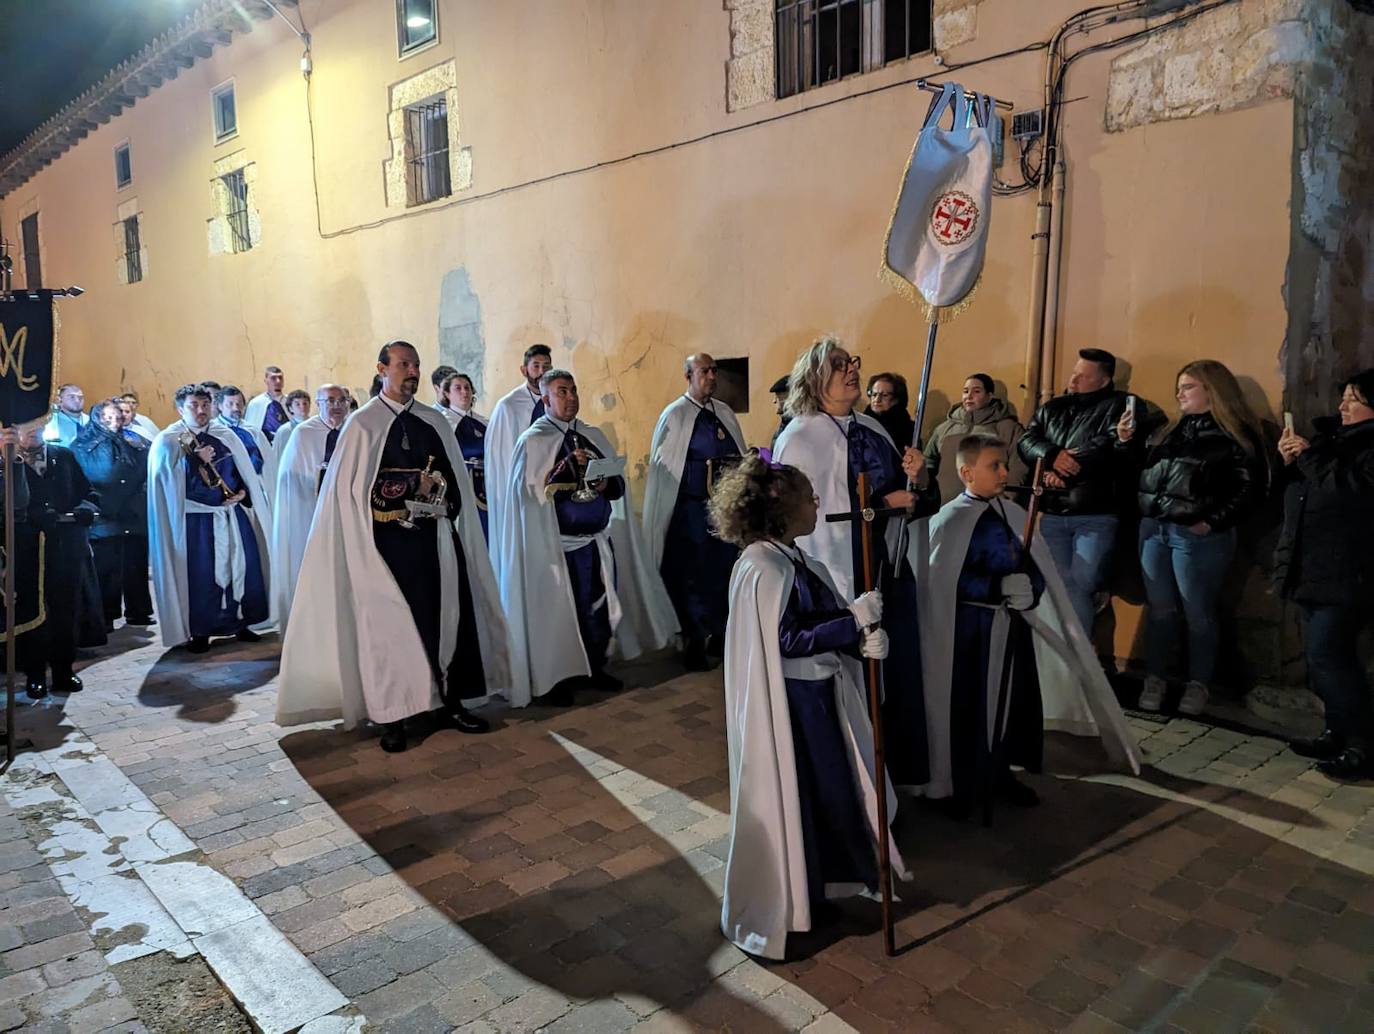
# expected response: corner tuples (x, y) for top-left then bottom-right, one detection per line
(213, 83), (237, 141)
(221, 169), (252, 253)
(123, 216), (142, 284)
(115, 144), (133, 188)
(715, 357), (751, 415)
(21, 213), (41, 289)
(397, 0), (438, 55)
(775, 0), (933, 100)
(405, 98), (451, 206)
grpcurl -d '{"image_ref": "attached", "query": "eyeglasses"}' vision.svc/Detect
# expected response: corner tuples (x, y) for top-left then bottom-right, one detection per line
(828, 354), (861, 374)
(867, 390), (895, 401)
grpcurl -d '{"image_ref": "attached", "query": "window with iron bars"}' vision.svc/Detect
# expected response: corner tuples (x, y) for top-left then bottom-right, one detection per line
(21, 213), (41, 289)
(405, 98), (451, 206)
(775, 0), (933, 100)
(123, 216), (142, 284)
(221, 169), (252, 253)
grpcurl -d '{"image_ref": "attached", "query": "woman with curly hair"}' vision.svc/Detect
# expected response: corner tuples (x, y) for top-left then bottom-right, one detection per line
(774, 335), (939, 788)
(710, 454), (903, 960)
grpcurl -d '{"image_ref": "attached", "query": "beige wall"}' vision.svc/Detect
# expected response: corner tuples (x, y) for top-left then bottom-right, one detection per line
(2, 0), (1297, 658)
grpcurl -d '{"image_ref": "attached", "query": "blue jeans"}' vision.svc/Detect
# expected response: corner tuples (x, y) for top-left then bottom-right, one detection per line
(1138, 518), (1235, 684)
(1040, 513), (1119, 638)
(1302, 604), (1372, 746)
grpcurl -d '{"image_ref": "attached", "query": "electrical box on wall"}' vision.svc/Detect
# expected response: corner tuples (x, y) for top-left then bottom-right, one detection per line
(1012, 109), (1044, 141)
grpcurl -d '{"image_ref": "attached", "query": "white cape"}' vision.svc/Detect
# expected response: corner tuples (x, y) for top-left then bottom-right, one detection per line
(270, 414), (335, 634)
(147, 421), (275, 648)
(483, 382), (542, 573)
(219, 418), (277, 513)
(244, 392), (283, 433)
(721, 541), (906, 961)
(128, 414), (159, 443)
(497, 416), (677, 706)
(641, 394), (746, 573)
(774, 411), (907, 603)
(276, 397), (511, 728)
(916, 493), (1141, 798)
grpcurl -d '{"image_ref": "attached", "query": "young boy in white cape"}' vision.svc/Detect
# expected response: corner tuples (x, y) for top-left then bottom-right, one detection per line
(917, 436), (1141, 815)
(712, 454), (906, 961)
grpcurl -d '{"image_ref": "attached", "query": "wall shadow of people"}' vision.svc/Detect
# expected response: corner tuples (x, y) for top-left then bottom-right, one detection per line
(136, 634), (280, 723)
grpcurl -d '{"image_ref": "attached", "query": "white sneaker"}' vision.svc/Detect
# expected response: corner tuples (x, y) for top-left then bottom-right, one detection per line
(1137, 675), (1166, 712)
(1179, 680), (1210, 716)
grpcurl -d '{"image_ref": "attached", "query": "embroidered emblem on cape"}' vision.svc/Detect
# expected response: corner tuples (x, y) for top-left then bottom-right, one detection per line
(930, 190), (979, 246)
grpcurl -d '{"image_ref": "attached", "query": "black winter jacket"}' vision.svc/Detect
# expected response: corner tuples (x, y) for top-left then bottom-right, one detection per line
(1136, 413), (1263, 531)
(71, 422), (148, 540)
(1273, 417), (1374, 607)
(1018, 385), (1143, 515)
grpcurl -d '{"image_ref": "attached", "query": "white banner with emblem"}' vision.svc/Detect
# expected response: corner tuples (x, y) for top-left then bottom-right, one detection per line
(881, 82), (996, 322)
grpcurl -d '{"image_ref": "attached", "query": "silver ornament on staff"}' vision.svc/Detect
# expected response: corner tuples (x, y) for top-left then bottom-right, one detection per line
(569, 430), (600, 503)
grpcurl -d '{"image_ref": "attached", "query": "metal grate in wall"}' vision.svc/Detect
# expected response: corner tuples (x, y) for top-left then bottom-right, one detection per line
(406, 98), (451, 206)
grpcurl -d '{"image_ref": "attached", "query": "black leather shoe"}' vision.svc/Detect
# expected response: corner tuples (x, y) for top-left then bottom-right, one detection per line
(683, 640), (712, 672)
(25, 677), (48, 700)
(544, 680), (578, 707)
(997, 771), (1040, 807)
(125, 616), (155, 626)
(379, 722), (408, 753)
(186, 636), (211, 654)
(1292, 729), (1343, 761)
(589, 670), (624, 693)
(236, 628), (261, 643)
(440, 709), (491, 734)
(52, 674), (83, 694)
(1318, 746), (1371, 780)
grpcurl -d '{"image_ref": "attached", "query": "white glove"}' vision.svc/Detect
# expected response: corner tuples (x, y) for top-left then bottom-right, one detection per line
(849, 591), (883, 629)
(1001, 573), (1034, 611)
(860, 628), (889, 660)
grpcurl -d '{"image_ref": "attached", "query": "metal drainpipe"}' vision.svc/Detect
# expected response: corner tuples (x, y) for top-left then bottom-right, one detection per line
(1039, 156), (1068, 405)
(1022, 187), (1053, 419)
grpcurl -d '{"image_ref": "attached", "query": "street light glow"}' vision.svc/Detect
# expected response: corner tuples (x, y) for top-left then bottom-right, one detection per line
(406, 15), (431, 28)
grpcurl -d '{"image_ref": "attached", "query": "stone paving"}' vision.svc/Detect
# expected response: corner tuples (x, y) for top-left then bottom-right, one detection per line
(2, 622), (1374, 1032)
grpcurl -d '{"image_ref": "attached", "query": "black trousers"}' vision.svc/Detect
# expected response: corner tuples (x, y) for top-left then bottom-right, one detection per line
(92, 536), (154, 623)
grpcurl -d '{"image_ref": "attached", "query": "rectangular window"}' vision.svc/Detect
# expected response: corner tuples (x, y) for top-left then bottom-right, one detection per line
(123, 216), (142, 284)
(212, 81), (237, 141)
(775, 0), (932, 100)
(114, 143), (133, 189)
(221, 169), (252, 253)
(715, 358), (751, 415)
(20, 213), (41, 289)
(405, 98), (451, 206)
(397, 0), (438, 56)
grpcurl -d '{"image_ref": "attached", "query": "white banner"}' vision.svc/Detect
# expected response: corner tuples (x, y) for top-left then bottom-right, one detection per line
(881, 83), (996, 318)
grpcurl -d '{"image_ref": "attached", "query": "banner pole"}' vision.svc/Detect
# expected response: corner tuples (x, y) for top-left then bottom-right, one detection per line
(4, 435), (15, 766)
(911, 322), (938, 451)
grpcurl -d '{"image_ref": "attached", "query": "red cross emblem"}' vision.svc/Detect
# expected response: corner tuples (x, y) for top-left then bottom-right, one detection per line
(930, 190), (980, 246)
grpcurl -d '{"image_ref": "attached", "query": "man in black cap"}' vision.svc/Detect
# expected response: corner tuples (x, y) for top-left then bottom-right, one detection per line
(769, 375), (790, 450)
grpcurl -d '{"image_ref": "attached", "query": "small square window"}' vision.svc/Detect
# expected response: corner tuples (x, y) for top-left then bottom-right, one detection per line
(715, 358), (751, 414)
(212, 81), (237, 141)
(397, 0), (438, 56)
(114, 143), (132, 189)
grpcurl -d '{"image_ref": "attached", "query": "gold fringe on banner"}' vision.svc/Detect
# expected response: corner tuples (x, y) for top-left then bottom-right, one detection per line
(877, 263), (982, 325)
(0, 533), (46, 643)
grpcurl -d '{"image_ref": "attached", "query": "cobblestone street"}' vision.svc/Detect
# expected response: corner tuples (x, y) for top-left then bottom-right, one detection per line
(3, 623), (1374, 1032)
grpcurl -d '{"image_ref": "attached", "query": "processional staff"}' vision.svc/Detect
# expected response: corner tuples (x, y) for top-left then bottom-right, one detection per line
(824, 472), (907, 957)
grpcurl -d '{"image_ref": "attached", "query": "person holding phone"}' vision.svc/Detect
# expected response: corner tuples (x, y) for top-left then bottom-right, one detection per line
(1118, 360), (1266, 716)
(1274, 370), (1374, 778)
